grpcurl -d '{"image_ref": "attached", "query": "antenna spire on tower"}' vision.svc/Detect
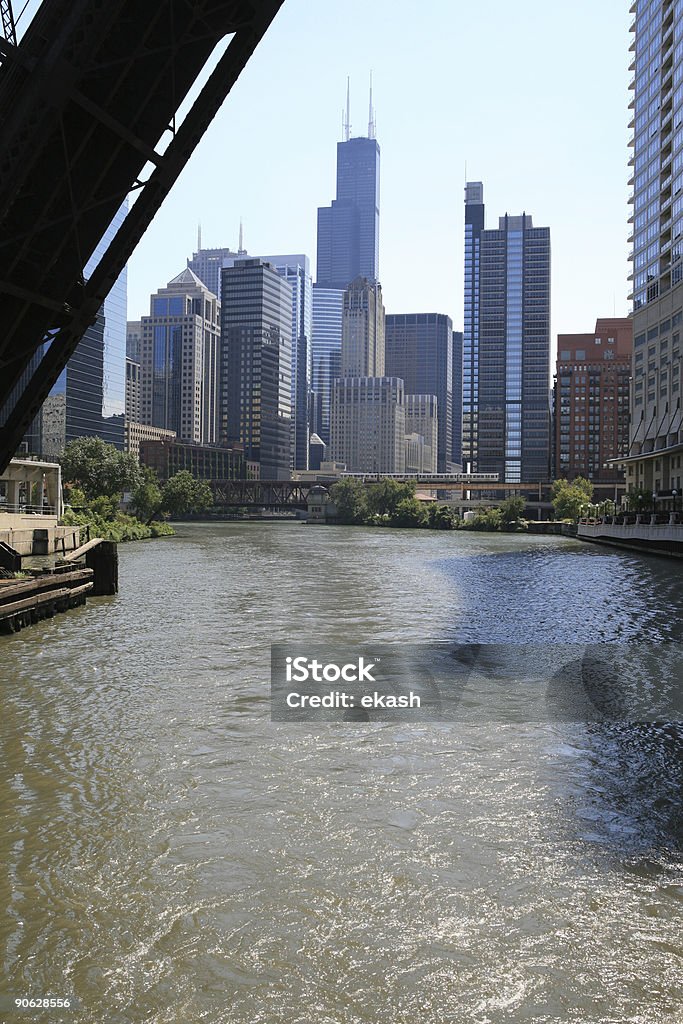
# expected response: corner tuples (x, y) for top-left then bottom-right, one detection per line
(238, 218), (244, 254)
(368, 71), (375, 139)
(197, 221), (201, 252)
(343, 76), (350, 141)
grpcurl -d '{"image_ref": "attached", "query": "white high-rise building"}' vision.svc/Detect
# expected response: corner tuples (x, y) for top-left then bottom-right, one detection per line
(623, 0), (683, 497)
(330, 377), (405, 473)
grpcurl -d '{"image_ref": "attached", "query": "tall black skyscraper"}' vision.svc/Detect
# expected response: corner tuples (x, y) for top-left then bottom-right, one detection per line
(221, 259), (292, 480)
(385, 313), (454, 473)
(462, 182), (485, 472)
(316, 86), (380, 290)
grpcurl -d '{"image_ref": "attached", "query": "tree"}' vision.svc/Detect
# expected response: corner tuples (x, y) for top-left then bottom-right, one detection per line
(624, 487), (653, 513)
(551, 477), (593, 520)
(427, 504), (458, 530)
(161, 471), (213, 519)
(461, 507), (503, 532)
(500, 495), (526, 527)
(330, 478), (368, 524)
(366, 478), (415, 517)
(391, 496), (428, 528)
(60, 436), (142, 500)
(131, 465), (164, 524)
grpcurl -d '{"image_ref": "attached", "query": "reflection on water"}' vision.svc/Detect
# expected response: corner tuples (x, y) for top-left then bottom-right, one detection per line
(0, 524), (681, 1023)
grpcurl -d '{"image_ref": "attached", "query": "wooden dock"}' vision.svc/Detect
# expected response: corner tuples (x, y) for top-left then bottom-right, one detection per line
(0, 565), (94, 634)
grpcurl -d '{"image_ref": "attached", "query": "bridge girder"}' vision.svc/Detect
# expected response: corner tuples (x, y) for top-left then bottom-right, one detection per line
(0, 0), (283, 473)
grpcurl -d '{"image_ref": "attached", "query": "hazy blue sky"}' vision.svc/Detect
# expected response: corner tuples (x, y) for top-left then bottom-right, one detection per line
(118, 0), (629, 344)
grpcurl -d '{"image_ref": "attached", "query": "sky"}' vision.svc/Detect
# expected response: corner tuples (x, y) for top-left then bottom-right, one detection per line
(28, 0), (632, 345)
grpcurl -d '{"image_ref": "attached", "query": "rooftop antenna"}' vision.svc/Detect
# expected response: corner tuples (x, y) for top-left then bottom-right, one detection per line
(343, 76), (350, 141)
(197, 221), (201, 252)
(238, 218), (245, 254)
(368, 71), (375, 139)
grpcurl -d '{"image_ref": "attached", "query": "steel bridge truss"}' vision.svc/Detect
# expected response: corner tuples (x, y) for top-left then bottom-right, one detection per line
(0, 0), (283, 473)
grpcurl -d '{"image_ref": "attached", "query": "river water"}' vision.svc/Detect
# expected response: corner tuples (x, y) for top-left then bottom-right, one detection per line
(0, 523), (681, 1023)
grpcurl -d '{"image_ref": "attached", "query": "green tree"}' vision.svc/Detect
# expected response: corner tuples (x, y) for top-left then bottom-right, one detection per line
(499, 495), (526, 527)
(131, 465), (164, 524)
(366, 478), (415, 516)
(624, 487), (653, 513)
(60, 436), (142, 500)
(330, 478), (368, 524)
(391, 496), (428, 528)
(161, 471), (213, 519)
(461, 508), (503, 532)
(427, 504), (458, 530)
(551, 477), (593, 520)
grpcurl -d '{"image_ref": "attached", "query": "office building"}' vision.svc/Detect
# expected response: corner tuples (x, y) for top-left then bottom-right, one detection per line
(316, 88), (380, 289)
(405, 394), (438, 474)
(477, 210), (551, 483)
(187, 243), (245, 298)
(38, 202), (128, 459)
(139, 437), (247, 482)
(329, 377), (405, 473)
(311, 285), (343, 445)
(125, 356), (141, 425)
(125, 421), (175, 460)
(554, 318), (632, 494)
(462, 182), (485, 472)
(139, 269), (220, 445)
(262, 254), (312, 471)
(221, 258), (292, 479)
(452, 330), (463, 467)
(624, 0), (683, 496)
(341, 277), (385, 377)
(385, 313), (452, 472)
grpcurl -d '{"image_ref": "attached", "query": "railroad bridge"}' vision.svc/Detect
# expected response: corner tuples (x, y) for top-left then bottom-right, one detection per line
(0, 0), (283, 474)
(210, 475), (551, 510)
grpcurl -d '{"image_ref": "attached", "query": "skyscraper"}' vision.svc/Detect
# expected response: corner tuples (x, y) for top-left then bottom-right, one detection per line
(462, 182), (485, 472)
(221, 259), (292, 479)
(330, 376), (405, 473)
(38, 202), (128, 459)
(385, 313), (453, 473)
(261, 254), (312, 472)
(316, 86), (380, 290)
(311, 285), (343, 446)
(476, 210), (551, 483)
(139, 268), (220, 445)
(341, 277), (385, 377)
(554, 318), (632, 494)
(187, 244), (244, 298)
(624, 0), (683, 498)
(452, 330), (463, 468)
(312, 86), (381, 452)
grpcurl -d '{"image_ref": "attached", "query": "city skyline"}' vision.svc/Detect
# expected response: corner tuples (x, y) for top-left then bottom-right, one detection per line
(124, 0), (630, 350)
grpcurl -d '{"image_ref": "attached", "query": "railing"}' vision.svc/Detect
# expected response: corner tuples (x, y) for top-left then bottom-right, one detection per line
(0, 503), (57, 515)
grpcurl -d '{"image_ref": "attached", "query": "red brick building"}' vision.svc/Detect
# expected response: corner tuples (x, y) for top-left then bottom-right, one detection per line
(553, 318), (632, 497)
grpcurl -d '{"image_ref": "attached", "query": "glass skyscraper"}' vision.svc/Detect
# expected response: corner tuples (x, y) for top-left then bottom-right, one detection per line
(385, 313), (454, 473)
(316, 136), (380, 289)
(221, 259), (292, 479)
(477, 212), (551, 483)
(39, 202), (128, 459)
(462, 182), (484, 472)
(261, 255), (312, 472)
(623, 0), (683, 497)
(311, 285), (343, 447)
(452, 330), (463, 468)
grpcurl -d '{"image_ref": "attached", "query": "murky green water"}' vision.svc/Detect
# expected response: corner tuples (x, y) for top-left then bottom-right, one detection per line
(0, 524), (681, 1023)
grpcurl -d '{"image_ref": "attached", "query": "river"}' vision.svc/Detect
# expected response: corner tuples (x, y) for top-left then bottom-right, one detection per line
(0, 523), (681, 1023)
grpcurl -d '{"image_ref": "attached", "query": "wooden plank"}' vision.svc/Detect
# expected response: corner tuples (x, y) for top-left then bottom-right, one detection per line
(0, 568), (93, 604)
(0, 587), (71, 618)
(63, 538), (106, 561)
